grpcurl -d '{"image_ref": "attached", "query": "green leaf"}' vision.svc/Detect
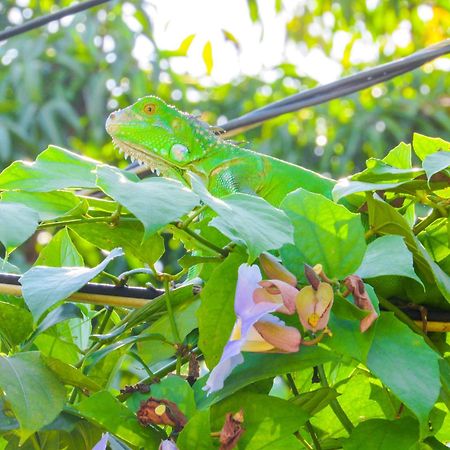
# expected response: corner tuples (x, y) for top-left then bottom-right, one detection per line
(202, 41), (213, 75)
(137, 298), (200, 366)
(86, 334), (165, 367)
(190, 174), (294, 262)
(332, 179), (413, 201)
(197, 252), (246, 367)
(413, 133), (450, 161)
(0, 202), (39, 252)
(423, 151), (450, 180)
(0, 301), (33, 346)
(356, 235), (423, 287)
(419, 218), (449, 263)
(26, 303), (83, 345)
(366, 195), (450, 303)
(326, 295), (375, 362)
(96, 166), (199, 238)
(343, 417), (419, 449)
(20, 247), (123, 321)
(177, 410), (212, 450)
(0, 257), (20, 274)
(69, 221), (164, 265)
(42, 356), (101, 393)
(291, 387), (339, 416)
(75, 391), (161, 447)
(312, 369), (391, 437)
(352, 159), (421, 183)
(280, 188), (366, 279)
(382, 142), (412, 168)
(197, 346), (336, 408)
(150, 375), (197, 419)
(331, 142), (437, 201)
(0, 146), (98, 192)
(101, 284), (197, 341)
(366, 313), (441, 425)
(1, 191), (87, 221)
(35, 228), (84, 267)
(0, 352), (66, 443)
(211, 392), (308, 450)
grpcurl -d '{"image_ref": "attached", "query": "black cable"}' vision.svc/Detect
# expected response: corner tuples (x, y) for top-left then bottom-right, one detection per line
(221, 39), (450, 134)
(0, 0), (112, 42)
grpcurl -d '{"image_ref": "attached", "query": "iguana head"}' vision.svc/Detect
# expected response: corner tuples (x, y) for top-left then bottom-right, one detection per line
(106, 96), (216, 174)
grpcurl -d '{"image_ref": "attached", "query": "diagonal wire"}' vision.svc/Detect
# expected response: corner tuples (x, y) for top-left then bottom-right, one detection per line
(220, 39), (450, 136)
(0, 0), (112, 42)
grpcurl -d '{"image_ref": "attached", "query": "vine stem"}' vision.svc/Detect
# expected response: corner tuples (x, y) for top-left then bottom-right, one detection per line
(286, 373), (322, 450)
(163, 278), (182, 375)
(412, 208), (442, 235)
(179, 204), (208, 229)
(37, 215), (120, 229)
(317, 365), (354, 435)
(179, 226), (229, 257)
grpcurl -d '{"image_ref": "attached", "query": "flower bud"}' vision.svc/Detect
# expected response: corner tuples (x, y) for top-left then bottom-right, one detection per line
(259, 252), (297, 286)
(344, 275), (378, 332)
(304, 264), (321, 290)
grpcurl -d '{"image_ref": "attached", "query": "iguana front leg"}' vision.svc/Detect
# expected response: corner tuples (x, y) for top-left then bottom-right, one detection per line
(207, 156), (265, 197)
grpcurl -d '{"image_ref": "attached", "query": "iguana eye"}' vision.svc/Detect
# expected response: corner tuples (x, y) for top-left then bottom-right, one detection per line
(143, 103), (156, 115)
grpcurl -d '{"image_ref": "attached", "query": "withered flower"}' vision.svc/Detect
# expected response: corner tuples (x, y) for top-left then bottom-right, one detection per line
(344, 275), (379, 332)
(137, 398), (187, 431)
(219, 410), (245, 450)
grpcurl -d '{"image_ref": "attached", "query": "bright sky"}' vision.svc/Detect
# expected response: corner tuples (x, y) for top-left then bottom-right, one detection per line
(4, 0), (448, 86)
(136, 0), (346, 85)
(130, 0), (447, 86)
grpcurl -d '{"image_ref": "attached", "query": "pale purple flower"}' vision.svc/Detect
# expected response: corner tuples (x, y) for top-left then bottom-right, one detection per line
(203, 264), (301, 395)
(159, 439), (179, 450)
(92, 433), (109, 450)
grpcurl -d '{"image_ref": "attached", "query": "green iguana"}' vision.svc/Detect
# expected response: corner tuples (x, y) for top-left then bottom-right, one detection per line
(106, 96), (334, 205)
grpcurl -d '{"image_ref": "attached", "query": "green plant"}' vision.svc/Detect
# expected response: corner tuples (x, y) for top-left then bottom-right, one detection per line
(0, 133), (448, 449)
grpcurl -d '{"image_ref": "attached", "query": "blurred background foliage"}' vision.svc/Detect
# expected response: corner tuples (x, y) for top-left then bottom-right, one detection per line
(0, 0), (449, 179)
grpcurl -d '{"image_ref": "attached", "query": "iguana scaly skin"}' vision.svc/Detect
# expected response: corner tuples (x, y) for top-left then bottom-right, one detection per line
(106, 96), (334, 205)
